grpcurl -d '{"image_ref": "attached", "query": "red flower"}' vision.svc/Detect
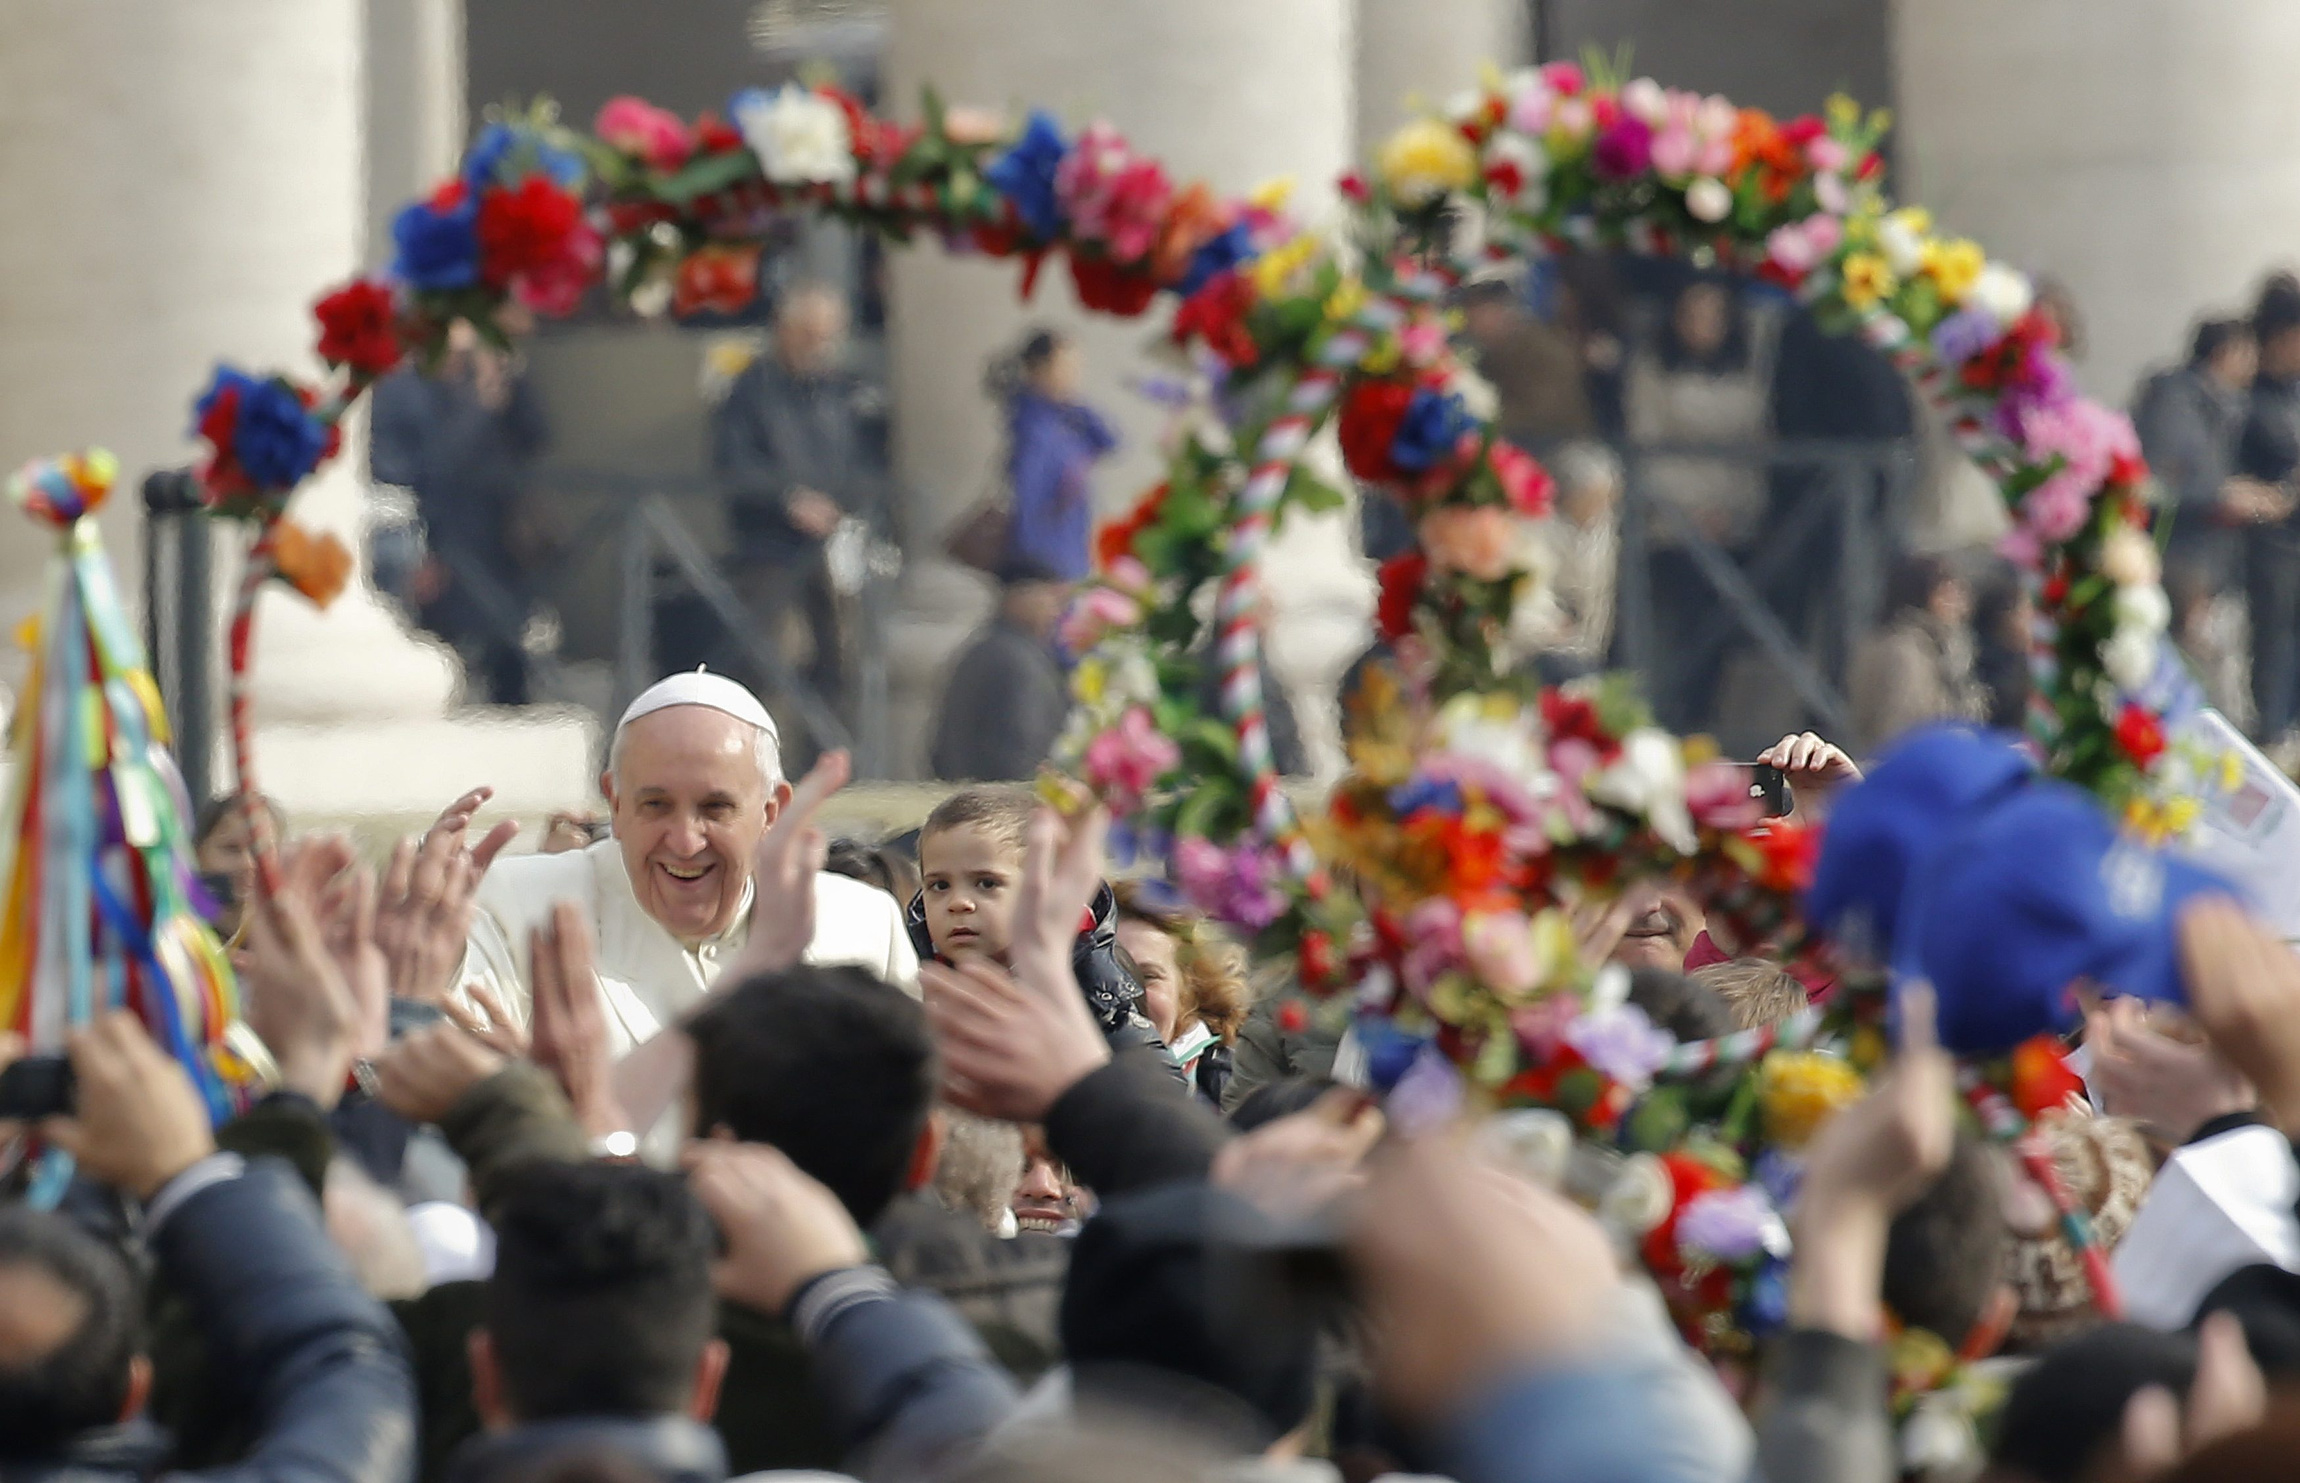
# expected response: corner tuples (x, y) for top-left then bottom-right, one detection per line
(1485, 157), (1525, 197)
(694, 111), (745, 154)
(1339, 379), (1416, 483)
(1067, 250), (1160, 317)
(1096, 482), (1168, 568)
(1745, 820), (1820, 893)
(1276, 998), (1310, 1034)
(1298, 930), (1337, 990)
(1642, 1153), (1733, 1281)
(1172, 270), (1259, 368)
(2011, 1035), (2086, 1120)
(1375, 551), (1427, 642)
(1338, 171), (1370, 204)
(1539, 688), (1622, 762)
(313, 280), (403, 376)
(1779, 115), (1827, 147)
(476, 177), (585, 289)
(672, 242), (763, 318)
(2115, 702), (2167, 767)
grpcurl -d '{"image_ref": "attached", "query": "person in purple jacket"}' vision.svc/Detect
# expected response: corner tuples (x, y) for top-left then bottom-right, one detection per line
(992, 329), (1118, 584)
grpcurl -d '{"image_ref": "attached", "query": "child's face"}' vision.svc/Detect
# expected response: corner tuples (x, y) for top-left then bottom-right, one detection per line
(920, 823), (1022, 965)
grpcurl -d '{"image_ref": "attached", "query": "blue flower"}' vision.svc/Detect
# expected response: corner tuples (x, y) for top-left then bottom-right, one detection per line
(1175, 223), (1253, 297)
(985, 109), (1068, 241)
(196, 366), (328, 490)
(1358, 1019), (1432, 1093)
(391, 191), (480, 290)
(1390, 388), (1476, 473)
(1747, 1255), (1791, 1332)
(235, 379), (330, 489)
(1388, 775), (1463, 817)
(462, 121), (583, 191)
(1931, 306), (2003, 367)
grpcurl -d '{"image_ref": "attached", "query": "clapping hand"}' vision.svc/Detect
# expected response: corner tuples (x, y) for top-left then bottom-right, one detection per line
(722, 750), (849, 983)
(241, 840), (367, 1109)
(684, 1140), (868, 1315)
(2083, 995), (2253, 1147)
(43, 1013), (216, 1201)
(922, 806), (1112, 1121)
(376, 787), (519, 1005)
(530, 902), (628, 1138)
(372, 1021), (508, 1126)
(2179, 898), (2300, 1135)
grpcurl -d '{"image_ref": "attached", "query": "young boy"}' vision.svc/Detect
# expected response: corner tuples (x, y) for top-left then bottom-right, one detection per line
(906, 785), (1167, 1056)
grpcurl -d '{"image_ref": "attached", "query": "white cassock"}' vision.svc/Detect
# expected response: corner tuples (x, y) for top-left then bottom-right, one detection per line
(455, 836), (919, 1057)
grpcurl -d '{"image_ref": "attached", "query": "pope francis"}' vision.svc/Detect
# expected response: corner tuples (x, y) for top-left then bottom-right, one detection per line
(453, 670), (916, 1056)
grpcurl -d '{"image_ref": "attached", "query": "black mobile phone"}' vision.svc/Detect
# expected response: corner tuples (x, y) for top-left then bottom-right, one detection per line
(0, 1056), (75, 1120)
(1749, 762), (1795, 819)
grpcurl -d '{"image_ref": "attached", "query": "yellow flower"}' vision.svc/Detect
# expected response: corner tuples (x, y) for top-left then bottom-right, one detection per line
(1250, 233), (1320, 300)
(1072, 658), (1107, 708)
(1923, 237), (1986, 304)
(1250, 176), (1297, 212)
(1825, 93), (1861, 132)
(1324, 277), (1368, 325)
(1760, 1051), (1866, 1149)
(1839, 252), (1896, 311)
(1377, 117), (1478, 207)
(1885, 206), (1933, 237)
(2125, 794), (2201, 846)
(1889, 1326), (1958, 1395)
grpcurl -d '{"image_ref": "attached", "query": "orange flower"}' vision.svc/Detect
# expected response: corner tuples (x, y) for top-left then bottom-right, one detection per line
(272, 519), (353, 608)
(1150, 182), (1229, 285)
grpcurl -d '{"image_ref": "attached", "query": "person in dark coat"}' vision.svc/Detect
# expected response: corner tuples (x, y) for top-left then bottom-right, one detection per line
(711, 282), (878, 715)
(2240, 279), (2300, 739)
(930, 563), (1071, 782)
(2135, 316), (2279, 598)
(371, 317), (548, 705)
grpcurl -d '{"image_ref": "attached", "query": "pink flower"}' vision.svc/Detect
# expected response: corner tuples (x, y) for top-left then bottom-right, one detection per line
(1649, 122), (1699, 179)
(1175, 835), (1290, 931)
(1054, 123), (1173, 264)
(1694, 135), (1736, 177)
(1540, 60), (1585, 96)
(1399, 319), (1451, 366)
(1685, 759), (1763, 831)
(1553, 96), (1595, 142)
(2021, 470), (2095, 543)
(1804, 136), (1850, 174)
(1058, 584), (1144, 653)
(1814, 172), (1849, 214)
(596, 96), (695, 171)
(1997, 525), (2043, 570)
(1463, 911), (1543, 996)
(1419, 504), (1519, 582)
(1803, 214), (1844, 255)
(1767, 221), (1822, 275)
(1106, 554), (1153, 595)
(1508, 81), (1555, 136)
(1082, 705), (1178, 808)
(1401, 898), (1466, 996)
(1490, 441), (1554, 517)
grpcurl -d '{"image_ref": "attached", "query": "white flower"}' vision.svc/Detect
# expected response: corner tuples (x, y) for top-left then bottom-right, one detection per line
(2102, 625), (2160, 693)
(1876, 211), (1927, 278)
(1588, 727), (1694, 852)
(1814, 171), (1848, 215)
(1484, 131), (1550, 212)
(1695, 94), (1739, 140)
(1969, 262), (2034, 325)
(1444, 86), (1486, 124)
(1437, 696), (1550, 785)
(2117, 581), (2172, 638)
(1599, 1152), (1676, 1237)
(1472, 1109), (1573, 1188)
(732, 86), (855, 186)
(1621, 77), (1669, 125)
(1447, 363), (1500, 422)
(1684, 176), (1732, 223)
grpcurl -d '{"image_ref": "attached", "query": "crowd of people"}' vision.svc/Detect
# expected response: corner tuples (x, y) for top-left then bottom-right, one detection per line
(17, 665), (2300, 1483)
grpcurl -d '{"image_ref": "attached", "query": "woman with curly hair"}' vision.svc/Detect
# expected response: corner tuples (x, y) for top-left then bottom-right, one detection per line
(1111, 880), (1250, 1106)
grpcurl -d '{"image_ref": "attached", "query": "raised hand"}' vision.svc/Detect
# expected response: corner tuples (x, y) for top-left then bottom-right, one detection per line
(530, 902), (628, 1138)
(684, 1139), (868, 1315)
(242, 840), (365, 1109)
(2083, 995), (2253, 1147)
(1757, 731), (1862, 820)
(1006, 804), (1109, 1006)
(43, 1012), (217, 1200)
(2179, 897), (2300, 1134)
(1348, 1133), (1618, 1421)
(1787, 982), (1955, 1339)
(307, 841), (391, 1061)
(921, 958), (1109, 1123)
(721, 749), (849, 983)
(372, 1021), (508, 1126)
(375, 787), (520, 1005)
(1212, 1087), (1385, 1223)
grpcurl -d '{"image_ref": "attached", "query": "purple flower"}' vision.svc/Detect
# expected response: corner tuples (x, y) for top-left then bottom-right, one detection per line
(1674, 1185), (1789, 1265)
(1172, 835), (1289, 931)
(1592, 116), (1654, 180)
(1386, 1047), (1466, 1133)
(1929, 308), (2002, 367)
(1562, 1003), (1673, 1091)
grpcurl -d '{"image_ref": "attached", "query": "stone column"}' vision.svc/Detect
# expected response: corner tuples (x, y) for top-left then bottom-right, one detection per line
(0, 0), (590, 829)
(1355, 0), (1527, 157)
(880, 0), (1362, 777)
(1894, 0), (2300, 403)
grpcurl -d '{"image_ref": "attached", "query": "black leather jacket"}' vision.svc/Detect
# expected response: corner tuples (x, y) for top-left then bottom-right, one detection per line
(906, 881), (1179, 1066)
(444, 1416), (725, 1483)
(6, 1158), (416, 1483)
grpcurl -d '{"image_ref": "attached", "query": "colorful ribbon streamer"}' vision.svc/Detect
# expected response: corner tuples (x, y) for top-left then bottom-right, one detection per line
(0, 451), (254, 1128)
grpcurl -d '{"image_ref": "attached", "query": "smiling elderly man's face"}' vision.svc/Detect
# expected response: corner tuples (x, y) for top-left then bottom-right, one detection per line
(605, 705), (787, 943)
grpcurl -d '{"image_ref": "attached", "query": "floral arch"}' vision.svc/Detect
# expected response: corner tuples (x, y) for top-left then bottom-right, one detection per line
(177, 63), (2172, 1346)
